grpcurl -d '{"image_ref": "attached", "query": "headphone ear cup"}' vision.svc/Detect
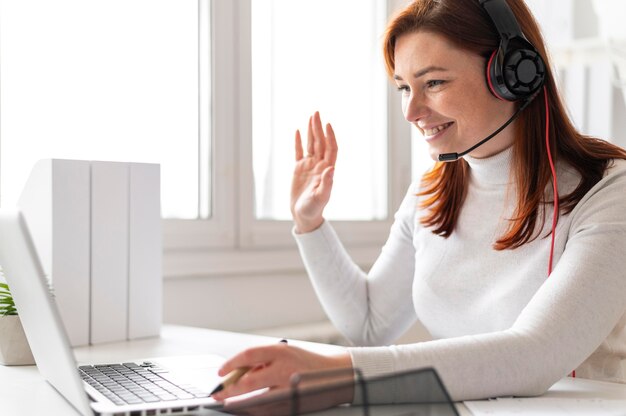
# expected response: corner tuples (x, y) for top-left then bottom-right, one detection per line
(485, 46), (546, 101)
(504, 47), (545, 98)
(486, 49), (506, 100)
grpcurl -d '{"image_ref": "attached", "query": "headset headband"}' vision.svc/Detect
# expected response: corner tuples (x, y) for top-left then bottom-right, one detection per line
(480, 0), (525, 42)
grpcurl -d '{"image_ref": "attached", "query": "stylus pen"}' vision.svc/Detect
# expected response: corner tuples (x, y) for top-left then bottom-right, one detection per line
(210, 339), (288, 396)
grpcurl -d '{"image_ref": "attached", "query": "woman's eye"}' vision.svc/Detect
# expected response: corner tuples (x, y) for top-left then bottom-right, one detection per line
(397, 85), (410, 94)
(426, 80), (445, 89)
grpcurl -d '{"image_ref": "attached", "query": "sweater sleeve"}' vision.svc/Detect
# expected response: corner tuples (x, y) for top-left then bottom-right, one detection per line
(293, 183), (421, 346)
(349, 165), (626, 402)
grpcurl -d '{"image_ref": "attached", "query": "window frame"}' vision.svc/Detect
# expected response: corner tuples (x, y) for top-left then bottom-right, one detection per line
(162, 0), (414, 275)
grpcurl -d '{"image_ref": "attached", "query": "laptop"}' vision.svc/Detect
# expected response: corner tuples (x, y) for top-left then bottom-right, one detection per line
(0, 208), (226, 416)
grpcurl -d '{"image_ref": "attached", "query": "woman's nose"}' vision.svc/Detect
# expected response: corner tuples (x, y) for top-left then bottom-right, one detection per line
(402, 92), (428, 123)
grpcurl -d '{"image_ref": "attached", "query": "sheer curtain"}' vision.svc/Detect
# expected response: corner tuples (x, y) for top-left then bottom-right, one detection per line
(251, 0), (388, 220)
(0, 0), (204, 219)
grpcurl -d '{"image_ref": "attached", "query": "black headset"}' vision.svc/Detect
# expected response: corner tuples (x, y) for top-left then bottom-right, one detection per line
(479, 0), (545, 101)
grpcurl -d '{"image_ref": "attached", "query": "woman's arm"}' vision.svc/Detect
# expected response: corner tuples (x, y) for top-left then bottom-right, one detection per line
(294, 182), (421, 346)
(349, 165), (626, 402)
(290, 111), (422, 346)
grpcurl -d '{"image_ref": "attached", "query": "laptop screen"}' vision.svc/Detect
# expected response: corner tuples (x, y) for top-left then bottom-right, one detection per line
(0, 209), (92, 415)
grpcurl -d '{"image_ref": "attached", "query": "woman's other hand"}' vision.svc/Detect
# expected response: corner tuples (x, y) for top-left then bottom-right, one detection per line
(291, 111), (338, 233)
(211, 343), (352, 402)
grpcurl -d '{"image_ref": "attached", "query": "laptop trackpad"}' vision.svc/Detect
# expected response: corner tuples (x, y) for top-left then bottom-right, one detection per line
(150, 353), (225, 393)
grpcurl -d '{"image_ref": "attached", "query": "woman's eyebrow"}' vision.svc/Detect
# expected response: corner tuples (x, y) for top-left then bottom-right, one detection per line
(394, 65), (448, 81)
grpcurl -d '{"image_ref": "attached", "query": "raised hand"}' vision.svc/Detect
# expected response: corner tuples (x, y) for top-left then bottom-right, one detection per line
(291, 111), (338, 233)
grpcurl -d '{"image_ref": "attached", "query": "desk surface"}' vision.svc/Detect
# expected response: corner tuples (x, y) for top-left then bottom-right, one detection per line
(1, 325), (625, 415)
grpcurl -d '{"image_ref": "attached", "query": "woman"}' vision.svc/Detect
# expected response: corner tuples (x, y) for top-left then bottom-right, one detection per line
(213, 0), (626, 404)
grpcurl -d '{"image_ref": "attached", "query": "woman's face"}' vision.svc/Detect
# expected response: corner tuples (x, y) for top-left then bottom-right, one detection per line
(394, 30), (516, 161)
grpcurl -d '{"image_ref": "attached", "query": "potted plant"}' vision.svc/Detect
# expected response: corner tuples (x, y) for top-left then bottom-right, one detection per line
(0, 281), (35, 365)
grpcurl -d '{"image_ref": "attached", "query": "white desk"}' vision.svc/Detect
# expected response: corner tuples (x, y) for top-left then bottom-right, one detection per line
(1, 325), (625, 415)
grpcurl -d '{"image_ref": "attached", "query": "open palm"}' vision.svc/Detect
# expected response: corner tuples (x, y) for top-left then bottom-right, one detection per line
(290, 112), (338, 233)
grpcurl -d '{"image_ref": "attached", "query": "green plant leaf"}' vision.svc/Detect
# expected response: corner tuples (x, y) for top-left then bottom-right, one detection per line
(0, 282), (18, 316)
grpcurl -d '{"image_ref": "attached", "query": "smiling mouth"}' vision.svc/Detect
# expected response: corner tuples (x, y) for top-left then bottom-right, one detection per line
(423, 122), (453, 137)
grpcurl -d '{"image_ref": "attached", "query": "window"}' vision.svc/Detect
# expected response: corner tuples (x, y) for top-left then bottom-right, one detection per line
(0, 0), (206, 219)
(1, 0), (413, 272)
(251, 0), (388, 221)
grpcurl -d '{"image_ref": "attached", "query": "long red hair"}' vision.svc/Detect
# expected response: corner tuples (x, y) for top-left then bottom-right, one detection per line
(383, 0), (626, 249)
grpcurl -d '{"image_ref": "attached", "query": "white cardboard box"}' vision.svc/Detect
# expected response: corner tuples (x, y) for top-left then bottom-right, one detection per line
(18, 159), (161, 346)
(128, 163), (162, 340)
(18, 160), (91, 346)
(90, 161), (129, 344)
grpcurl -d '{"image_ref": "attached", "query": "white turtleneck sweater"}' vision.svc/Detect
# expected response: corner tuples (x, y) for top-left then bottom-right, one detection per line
(293, 147), (626, 402)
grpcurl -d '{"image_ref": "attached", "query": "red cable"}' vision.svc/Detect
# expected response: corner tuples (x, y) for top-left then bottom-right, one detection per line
(544, 87), (558, 276)
(542, 87), (573, 377)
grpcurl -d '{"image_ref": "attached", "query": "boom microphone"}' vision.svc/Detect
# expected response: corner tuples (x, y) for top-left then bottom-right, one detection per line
(438, 96), (535, 162)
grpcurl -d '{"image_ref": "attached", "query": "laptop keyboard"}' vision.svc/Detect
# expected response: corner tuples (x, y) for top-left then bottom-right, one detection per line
(79, 361), (209, 406)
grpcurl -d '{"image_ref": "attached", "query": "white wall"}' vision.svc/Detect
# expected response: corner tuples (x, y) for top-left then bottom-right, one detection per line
(530, 0), (626, 146)
(164, 271), (324, 333)
(162, 243), (433, 345)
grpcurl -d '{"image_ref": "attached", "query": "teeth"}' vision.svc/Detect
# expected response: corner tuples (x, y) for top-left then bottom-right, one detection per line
(424, 122), (451, 136)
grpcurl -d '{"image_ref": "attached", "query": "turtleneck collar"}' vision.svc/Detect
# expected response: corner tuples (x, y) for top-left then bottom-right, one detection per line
(463, 145), (513, 186)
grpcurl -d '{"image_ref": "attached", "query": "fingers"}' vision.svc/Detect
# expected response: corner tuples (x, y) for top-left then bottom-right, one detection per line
(312, 112), (325, 159)
(213, 346), (352, 405)
(213, 344), (292, 401)
(304, 111), (332, 161)
(216, 365), (285, 400)
(306, 116), (314, 157)
(324, 123), (338, 166)
(294, 130), (303, 161)
(218, 345), (285, 376)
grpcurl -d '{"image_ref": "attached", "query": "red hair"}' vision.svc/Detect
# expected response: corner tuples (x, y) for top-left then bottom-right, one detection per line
(383, 0), (626, 249)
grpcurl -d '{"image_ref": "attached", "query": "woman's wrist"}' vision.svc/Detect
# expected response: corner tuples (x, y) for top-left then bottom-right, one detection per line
(293, 217), (325, 234)
(332, 352), (353, 370)
(329, 352), (355, 404)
